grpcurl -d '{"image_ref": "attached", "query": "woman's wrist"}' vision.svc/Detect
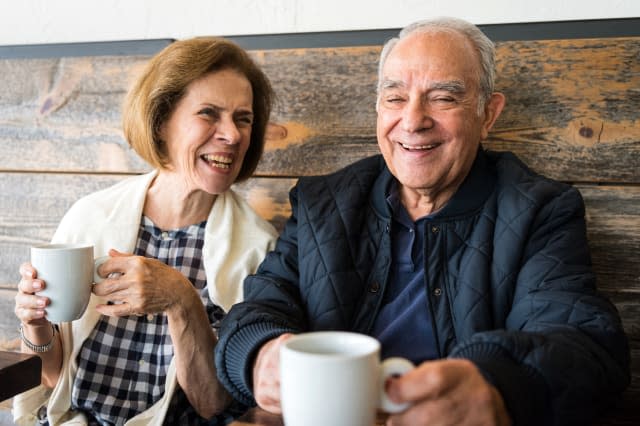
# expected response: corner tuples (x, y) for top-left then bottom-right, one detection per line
(167, 289), (200, 323)
(167, 279), (200, 318)
(19, 322), (56, 353)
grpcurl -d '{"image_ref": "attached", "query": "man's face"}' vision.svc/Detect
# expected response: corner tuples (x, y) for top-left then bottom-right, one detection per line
(376, 30), (500, 209)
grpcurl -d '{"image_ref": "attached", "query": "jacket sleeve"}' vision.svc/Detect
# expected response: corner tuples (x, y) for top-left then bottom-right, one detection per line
(449, 185), (630, 426)
(215, 184), (308, 406)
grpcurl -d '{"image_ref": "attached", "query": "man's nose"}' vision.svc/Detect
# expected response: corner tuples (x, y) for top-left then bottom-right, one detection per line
(402, 99), (434, 132)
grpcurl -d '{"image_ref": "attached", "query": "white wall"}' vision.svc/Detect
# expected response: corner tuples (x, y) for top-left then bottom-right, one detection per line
(1, 0), (639, 45)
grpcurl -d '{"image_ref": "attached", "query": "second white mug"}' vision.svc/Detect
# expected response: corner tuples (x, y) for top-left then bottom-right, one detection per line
(280, 331), (414, 426)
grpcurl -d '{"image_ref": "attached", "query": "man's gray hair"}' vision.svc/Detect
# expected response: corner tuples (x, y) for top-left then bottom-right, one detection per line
(377, 17), (497, 110)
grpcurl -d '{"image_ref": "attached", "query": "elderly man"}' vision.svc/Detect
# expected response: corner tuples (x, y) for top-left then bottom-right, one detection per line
(215, 17), (629, 425)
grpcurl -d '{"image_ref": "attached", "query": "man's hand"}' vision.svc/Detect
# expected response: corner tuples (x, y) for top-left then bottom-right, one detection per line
(384, 358), (511, 426)
(252, 333), (294, 414)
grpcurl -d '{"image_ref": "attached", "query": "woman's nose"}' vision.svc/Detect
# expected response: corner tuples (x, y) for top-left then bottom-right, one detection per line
(216, 117), (241, 144)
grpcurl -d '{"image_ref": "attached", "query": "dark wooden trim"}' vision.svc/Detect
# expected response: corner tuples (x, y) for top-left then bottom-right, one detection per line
(0, 39), (174, 59)
(229, 18), (640, 48)
(478, 17), (640, 41)
(1, 18), (639, 58)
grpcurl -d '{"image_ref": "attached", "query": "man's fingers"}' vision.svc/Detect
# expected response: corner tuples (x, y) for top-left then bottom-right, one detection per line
(387, 359), (474, 403)
(386, 359), (509, 426)
(253, 334), (296, 414)
(255, 388), (283, 414)
(386, 397), (450, 426)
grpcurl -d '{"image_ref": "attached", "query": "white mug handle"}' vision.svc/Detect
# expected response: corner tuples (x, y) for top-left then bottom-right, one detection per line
(379, 357), (415, 413)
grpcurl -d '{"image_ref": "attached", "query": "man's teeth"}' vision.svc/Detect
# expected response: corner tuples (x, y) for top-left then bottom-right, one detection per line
(401, 143), (438, 150)
(202, 154), (232, 169)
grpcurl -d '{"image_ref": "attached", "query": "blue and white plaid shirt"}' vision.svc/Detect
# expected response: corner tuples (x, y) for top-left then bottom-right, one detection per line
(71, 216), (239, 425)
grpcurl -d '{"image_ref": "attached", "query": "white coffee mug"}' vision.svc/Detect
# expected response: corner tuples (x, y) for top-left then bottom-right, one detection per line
(280, 331), (414, 426)
(31, 243), (109, 323)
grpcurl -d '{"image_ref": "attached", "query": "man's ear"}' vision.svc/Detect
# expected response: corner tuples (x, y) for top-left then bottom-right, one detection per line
(480, 92), (506, 140)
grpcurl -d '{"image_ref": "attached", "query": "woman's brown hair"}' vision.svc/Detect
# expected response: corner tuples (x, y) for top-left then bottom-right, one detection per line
(122, 37), (273, 182)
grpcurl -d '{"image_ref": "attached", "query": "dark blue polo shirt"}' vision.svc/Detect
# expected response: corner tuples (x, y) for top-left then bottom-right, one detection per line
(370, 185), (438, 364)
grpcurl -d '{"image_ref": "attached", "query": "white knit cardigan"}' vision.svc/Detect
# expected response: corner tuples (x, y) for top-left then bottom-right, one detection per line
(13, 171), (277, 425)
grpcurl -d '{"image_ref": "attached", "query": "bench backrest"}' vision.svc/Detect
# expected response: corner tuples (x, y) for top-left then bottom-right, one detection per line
(0, 36), (638, 423)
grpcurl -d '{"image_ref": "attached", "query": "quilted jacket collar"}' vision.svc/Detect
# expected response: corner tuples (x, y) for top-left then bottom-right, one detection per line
(371, 147), (496, 220)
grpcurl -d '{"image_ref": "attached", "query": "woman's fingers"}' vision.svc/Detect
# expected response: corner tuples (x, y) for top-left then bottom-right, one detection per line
(16, 263), (50, 323)
(19, 262), (36, 279)
(14, 291), (48, 322)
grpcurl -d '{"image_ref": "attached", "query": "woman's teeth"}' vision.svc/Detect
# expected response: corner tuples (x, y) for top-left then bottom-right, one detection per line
(202, 154), (232, 169)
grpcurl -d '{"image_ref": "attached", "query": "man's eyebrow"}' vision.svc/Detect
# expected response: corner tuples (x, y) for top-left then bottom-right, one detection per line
(431, 80), (467, 93)
(378, 79), (467, 93)
(379, 79), (405, 91)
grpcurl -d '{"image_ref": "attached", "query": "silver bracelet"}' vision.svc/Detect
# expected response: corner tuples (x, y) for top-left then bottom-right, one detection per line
(19, 323), (56, 353)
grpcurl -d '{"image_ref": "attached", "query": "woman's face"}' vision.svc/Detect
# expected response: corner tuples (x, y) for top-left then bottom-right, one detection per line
(160, 68), (254, 195)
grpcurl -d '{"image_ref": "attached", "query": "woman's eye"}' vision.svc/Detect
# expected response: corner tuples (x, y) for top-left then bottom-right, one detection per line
(198, 107), (217, 118)
(236, 116), (253, 126)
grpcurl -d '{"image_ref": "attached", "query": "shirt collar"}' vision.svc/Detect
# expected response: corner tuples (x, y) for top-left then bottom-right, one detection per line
(385, 180), (433, 225)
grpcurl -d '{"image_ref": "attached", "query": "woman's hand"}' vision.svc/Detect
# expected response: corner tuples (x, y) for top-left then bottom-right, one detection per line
(15, 262), (50, 326)
(92, 249), (195, 317)
(14, 262), (63, 387)
(93, 248), (232, 417)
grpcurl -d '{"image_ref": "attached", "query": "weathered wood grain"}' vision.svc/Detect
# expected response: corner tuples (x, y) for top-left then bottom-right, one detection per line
(491, 38), (640, 183)
(1, 173), (637, 321)
(1, 38), (639, 182)
(0, 173), (126, 292)
(577, 185), (640, 294)
(0, 36), (638, 425)
(0, 175), (637, 422)
(0, 172), (297, 290)
(1, 173), (637, 289)
(0, 289), (20, 351)
(0, 56), (151, 174)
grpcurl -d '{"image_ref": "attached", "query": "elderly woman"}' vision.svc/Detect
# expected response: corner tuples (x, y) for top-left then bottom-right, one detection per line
(13, 37), (278, 425)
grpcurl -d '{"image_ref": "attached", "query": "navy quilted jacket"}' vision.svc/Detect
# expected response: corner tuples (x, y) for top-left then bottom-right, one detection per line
(216, 149), (629, 425)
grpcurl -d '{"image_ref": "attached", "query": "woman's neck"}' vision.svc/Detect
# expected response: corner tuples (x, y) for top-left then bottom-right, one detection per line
(143, 171), (216, 230)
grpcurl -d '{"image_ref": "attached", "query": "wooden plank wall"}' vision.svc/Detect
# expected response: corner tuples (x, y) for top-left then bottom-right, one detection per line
(0, 37), (639, 424)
